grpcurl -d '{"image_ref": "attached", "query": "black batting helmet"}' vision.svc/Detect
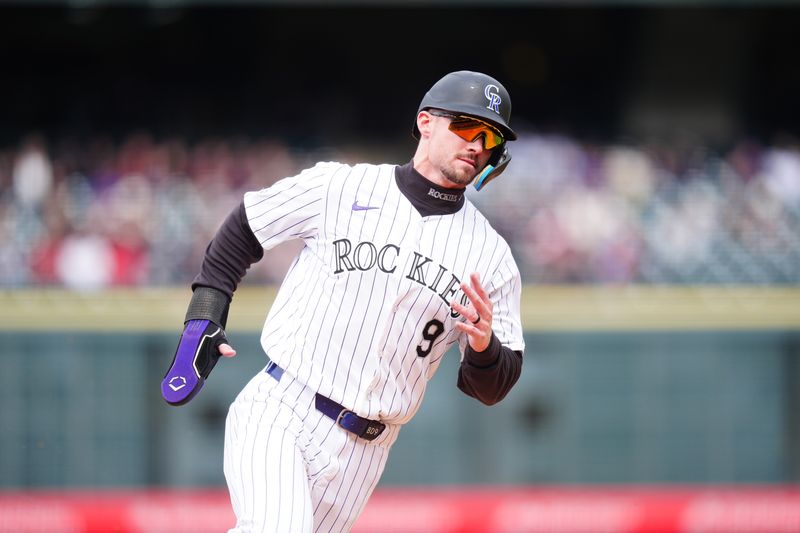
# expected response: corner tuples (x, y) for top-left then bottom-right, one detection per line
(412, 70), (516, 141)
(412, 70), (516, 191)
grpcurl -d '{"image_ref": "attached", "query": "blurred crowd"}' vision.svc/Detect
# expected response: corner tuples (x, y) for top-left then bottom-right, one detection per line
(1, 130), (799, 289)
(470, 132), (800, 284)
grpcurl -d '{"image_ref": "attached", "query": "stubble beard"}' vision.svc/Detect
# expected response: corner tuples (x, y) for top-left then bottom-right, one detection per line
(440, 162), (476, 188)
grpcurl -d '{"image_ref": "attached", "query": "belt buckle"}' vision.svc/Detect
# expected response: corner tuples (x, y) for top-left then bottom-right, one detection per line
(335, 408), (355, 427)
(336, 409), (386, 441)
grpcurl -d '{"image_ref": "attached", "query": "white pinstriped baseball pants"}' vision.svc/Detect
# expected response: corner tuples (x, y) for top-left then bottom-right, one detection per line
(224, 366), (401, 533)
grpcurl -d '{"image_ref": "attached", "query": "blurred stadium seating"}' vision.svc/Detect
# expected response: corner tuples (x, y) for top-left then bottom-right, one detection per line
(2, 130), (799, 289)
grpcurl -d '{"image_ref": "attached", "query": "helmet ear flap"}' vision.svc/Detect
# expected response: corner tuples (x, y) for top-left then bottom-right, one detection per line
(473, 145), (512, 191)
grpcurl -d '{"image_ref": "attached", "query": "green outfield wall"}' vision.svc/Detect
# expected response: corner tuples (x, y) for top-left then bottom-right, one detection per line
(2, 286), (799, 332)
(0, 287), (798, 488)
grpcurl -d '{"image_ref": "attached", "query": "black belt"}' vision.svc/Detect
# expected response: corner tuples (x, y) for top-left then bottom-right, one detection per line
(265, 362), (386, 442)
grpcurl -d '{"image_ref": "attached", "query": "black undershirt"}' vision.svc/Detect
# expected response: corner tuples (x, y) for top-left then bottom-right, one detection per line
(192, 160), (523, 406)
(394, 160), (465, 217)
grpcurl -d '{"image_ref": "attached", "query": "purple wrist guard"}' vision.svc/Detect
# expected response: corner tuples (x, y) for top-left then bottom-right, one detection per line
(161, 319), (228, 406)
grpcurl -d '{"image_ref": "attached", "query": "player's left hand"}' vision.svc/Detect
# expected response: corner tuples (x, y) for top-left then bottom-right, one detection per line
(451, 272), (492, 352)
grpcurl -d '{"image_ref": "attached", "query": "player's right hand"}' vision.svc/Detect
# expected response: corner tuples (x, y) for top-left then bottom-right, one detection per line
(161, 319), (236, 406)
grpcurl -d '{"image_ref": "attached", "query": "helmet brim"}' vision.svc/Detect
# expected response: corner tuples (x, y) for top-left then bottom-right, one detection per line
(428, 105), (517, 141)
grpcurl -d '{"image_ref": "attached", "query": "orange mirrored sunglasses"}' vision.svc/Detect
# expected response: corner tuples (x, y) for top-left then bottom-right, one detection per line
(428, 109), (505, 150)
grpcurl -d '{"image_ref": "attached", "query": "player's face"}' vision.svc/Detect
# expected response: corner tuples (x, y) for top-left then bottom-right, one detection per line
(428, 113), (495, 188)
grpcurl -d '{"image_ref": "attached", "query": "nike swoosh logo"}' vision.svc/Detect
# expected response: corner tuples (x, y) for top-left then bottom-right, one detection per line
(352, 201), (379, 211)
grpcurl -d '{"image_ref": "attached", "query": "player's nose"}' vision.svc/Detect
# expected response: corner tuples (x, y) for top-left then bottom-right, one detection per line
(465, 134), (487, 152)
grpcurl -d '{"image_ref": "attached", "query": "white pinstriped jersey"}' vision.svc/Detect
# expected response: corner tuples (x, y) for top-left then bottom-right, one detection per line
(243, 161), (524, 425)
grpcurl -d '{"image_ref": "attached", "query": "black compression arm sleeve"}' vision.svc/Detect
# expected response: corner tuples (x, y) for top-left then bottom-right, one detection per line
(457, 333), (523, 406)
(192, 201), (264, 298)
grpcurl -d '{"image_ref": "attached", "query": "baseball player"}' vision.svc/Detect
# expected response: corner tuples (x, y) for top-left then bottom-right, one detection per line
(161, 70), (525, 532)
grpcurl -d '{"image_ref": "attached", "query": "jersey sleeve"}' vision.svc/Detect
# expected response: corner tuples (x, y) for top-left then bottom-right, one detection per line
(495, 250), (525, 351)
(243, 162), (336, 250)
(458, 248), (525, 405)
(462, 246), (526, 354)
(456, 247), (525, 405)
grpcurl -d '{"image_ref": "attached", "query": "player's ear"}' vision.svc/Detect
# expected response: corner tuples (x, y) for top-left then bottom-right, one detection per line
(416, 111), (434, 139)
